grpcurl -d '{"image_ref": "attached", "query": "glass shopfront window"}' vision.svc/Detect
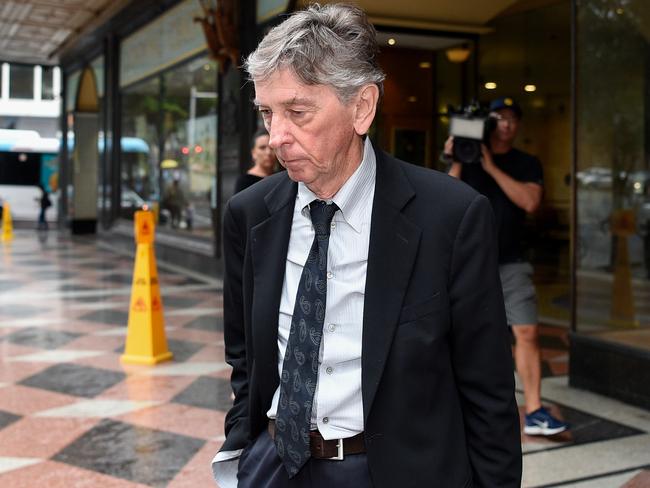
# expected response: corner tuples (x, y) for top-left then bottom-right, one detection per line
(576, 1), (650, 337)
(120, 55), (217, 238)
(121, 76), (160, 220)
(161, 58), (217, 236)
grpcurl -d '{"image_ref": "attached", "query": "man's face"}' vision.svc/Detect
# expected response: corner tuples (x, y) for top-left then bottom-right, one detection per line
(492, 108), (520, 145)
(253, 68), (360, 189)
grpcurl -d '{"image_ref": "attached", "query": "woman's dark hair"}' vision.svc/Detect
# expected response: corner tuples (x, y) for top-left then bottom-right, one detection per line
(251, 128), (269, 149)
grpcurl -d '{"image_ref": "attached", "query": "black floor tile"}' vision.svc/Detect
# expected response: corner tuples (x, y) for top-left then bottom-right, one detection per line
(184, 315), (223, 332)
(177, 277), (207, 286)
(79, 309), (129, 326)
(557, 405), (643, 446)
(17, 259), (52, 266)
(0, 410), (21, 430)
(36, 271), (76, 280)
(53, 419), (204, 487)
(530, 403), (645, 450)
(101, 274), (134, 284)
(77, 261), (118, 269)
(163, 296), (203, 309)
(19, 363), (126, 398)
(4, 328), (81, 349)
(171, 376), (233, 411)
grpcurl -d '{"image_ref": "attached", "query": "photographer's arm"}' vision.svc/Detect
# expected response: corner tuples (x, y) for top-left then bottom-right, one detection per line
(481, 145), (542, 213)
(444, 136), (463, 179)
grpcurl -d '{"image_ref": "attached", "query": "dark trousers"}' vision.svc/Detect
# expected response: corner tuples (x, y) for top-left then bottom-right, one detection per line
(237, 430), (374, 488)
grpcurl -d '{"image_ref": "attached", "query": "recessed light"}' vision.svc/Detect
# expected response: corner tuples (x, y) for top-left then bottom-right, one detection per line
(484, 82), (497, 90)
(524, 84), (537, 92)
(388, 38), (396, 46)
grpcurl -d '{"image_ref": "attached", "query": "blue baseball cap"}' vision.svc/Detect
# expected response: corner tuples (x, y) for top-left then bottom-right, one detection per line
(489, 97), (522, 118)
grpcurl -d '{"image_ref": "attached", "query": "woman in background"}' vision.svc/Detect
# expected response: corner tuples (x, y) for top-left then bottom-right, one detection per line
(234, 129), (275, 193)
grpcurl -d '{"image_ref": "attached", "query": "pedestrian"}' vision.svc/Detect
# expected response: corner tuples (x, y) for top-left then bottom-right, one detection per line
(234, 129), (276, 193)
(162, 178), (187, 229)
(36, 184), (51, 231)
(446, 96), (569, 436)
(213, 4), (521, 488)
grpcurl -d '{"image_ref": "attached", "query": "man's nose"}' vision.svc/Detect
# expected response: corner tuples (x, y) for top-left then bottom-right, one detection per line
(268, 117), (291, 149)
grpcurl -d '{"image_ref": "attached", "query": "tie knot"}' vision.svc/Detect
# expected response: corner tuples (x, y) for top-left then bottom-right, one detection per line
(309, 200), (338, 237)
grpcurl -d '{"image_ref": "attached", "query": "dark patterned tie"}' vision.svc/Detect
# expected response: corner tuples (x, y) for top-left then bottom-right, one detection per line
(275, 199), (338, 477)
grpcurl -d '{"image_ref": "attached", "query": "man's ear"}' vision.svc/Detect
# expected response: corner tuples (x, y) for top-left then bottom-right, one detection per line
(353, 84), (379, 135)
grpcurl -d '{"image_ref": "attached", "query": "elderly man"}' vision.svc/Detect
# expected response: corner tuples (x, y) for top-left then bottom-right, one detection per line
(213, 4), (521, 488)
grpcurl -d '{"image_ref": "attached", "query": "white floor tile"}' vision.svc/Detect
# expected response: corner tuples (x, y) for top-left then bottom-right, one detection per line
(137, 361), (229, 376)
(35, 399), (160, 418)
(523, 434), (650, 486)
(165, 308), (222, 317)
(559, 470), (642, 488)
(0, 457), (42, 475)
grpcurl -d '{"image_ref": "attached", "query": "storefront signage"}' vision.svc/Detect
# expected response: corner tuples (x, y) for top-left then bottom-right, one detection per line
(120, 0), (207, 88)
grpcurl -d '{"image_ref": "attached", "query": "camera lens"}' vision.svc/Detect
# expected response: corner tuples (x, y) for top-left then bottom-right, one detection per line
(453, 138), (482, 164)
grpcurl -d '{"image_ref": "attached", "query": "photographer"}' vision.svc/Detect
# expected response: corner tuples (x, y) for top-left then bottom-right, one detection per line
(446, 97), (568, 436)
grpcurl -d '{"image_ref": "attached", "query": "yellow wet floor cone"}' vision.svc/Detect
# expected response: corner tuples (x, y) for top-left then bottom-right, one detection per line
(121, 210), (173, 365)
(2, 203), (13, 242)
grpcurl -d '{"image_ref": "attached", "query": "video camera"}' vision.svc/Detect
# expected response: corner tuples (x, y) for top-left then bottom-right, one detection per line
(448, 102), (497, 164)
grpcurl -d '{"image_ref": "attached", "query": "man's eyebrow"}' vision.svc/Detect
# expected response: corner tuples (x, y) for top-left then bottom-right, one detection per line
(253, 97), (317, 108)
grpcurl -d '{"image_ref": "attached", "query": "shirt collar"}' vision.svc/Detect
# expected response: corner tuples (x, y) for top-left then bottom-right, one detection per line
(297, 137), (376, 233)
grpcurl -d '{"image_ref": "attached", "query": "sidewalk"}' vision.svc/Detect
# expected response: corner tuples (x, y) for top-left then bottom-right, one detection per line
(0, 230), (648, 487)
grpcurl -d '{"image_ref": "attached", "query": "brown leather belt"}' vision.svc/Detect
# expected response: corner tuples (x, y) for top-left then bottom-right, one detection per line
(268, 420), (365, 460)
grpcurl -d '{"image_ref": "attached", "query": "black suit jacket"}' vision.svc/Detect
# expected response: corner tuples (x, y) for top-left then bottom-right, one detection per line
(221, 148), (522, 487)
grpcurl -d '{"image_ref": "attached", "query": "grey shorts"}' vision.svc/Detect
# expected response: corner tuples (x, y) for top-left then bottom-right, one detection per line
(499, 262), (538, 326)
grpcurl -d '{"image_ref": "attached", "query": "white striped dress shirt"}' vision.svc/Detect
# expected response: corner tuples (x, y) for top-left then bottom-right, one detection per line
(267, 137), (376, 440)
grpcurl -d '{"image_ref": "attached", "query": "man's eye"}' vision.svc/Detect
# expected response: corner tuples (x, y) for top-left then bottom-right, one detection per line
(290, 110), (304, 117)
(259, 109), (272, 118)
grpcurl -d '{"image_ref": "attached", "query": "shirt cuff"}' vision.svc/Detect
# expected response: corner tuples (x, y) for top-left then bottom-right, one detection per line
(211, 449), (242, 488)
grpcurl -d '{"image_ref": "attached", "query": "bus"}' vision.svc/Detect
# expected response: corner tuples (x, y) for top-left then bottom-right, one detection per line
(0, 129), (150, 222)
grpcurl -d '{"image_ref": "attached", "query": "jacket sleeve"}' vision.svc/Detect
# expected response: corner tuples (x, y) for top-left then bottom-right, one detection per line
(448, 194), (522, 487)
(221, 200), (251, 452)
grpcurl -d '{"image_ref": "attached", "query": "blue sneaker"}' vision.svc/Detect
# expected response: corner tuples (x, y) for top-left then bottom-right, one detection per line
(524, 407), (568, 436)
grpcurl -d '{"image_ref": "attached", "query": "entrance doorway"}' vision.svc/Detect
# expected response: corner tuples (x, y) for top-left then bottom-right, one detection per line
(376, 1), (572, 332)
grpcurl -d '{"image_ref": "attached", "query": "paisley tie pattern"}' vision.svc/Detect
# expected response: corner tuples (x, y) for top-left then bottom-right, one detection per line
(275, 199), (338, 477)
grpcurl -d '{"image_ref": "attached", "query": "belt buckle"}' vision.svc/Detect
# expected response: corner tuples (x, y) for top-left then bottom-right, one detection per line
(328, 438), (344, 461)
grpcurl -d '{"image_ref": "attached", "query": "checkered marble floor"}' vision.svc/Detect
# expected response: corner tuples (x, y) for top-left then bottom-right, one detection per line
(0, 230), (649, 487)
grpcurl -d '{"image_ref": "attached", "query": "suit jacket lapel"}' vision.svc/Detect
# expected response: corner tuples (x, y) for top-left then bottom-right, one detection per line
(250, 175), (297, 403)
(362, 150), (421, 422)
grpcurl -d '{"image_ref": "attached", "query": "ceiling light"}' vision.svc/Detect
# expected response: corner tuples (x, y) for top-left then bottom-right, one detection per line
(419, 61), (432, 69)
(388, 38), (396, 46)
(616, 8), (624, 15)
(445, 45), (471, 63)
(407, 96), (417, 103)
(484, 82), (497, 90)
(524, 84), (537, 92)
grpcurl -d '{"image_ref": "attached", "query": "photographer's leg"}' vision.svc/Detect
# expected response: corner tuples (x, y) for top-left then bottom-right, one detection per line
(512, 324), (541, 413)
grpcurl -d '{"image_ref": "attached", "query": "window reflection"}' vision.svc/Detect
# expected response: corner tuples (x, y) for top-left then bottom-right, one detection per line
(577, 0), (650, 332)
(119, 56), (217, 238)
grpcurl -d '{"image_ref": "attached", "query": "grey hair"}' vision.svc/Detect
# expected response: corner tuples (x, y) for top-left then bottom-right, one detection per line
(244, 3), (385, 103)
